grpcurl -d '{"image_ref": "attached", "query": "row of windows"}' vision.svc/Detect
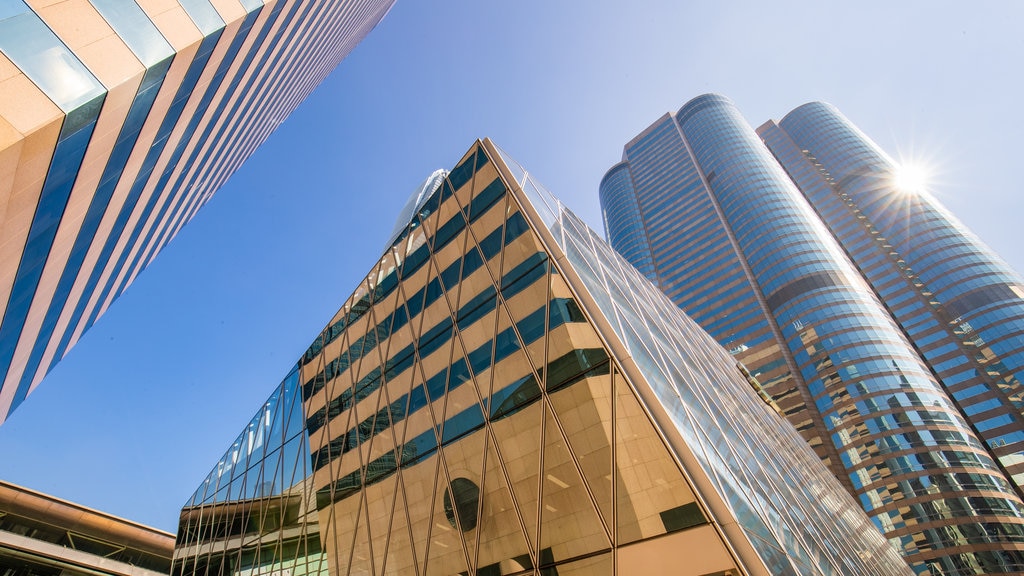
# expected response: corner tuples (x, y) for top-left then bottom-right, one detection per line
(839, 425), (982, 462)
(302, 211), (532, 407)
(699, 302), (767, 344)
(656, 237), (734, 287)
(9, 47), (180, 408)
(302, 149), (490, 365)
(304, 252), (553, 439)
(849, 448), (1002, 492)
(874, 471), (1018, 508)
(874, 494), (1024, 531)
(43, 31), (225, 388)
(821, 389), (956, 427)
(314, 344), (606, 508)
(671, 268), (749, 316)
(628, 98), (1024, 570)
(142, 0), (380, 278)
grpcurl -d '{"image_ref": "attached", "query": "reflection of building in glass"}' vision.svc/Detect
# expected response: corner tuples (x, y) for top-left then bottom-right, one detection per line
(174, 366), (327, 576)
(173, 140), (913, 575)
(600, 93), (1024, 574)
(0, 480), (174, 575)
(0, 0), (395, 424)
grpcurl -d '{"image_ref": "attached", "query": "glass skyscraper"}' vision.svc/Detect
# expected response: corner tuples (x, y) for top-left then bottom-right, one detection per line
(759, 103), (1024, 488)
(0, 0), (394, 424)
(172, 140), (913, 575)
(600, 93), (1024, 574)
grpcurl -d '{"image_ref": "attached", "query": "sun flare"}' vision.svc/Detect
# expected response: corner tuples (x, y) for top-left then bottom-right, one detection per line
(893, 163), (929, 194)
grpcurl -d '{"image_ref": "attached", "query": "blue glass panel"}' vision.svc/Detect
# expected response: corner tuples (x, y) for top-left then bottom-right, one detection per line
(280, 434), (305, 490)
(490, 374), (540, 420)
(441, 404), (484, 444)
(468, 178), (505, 220)
(418, 319), (452, 358)
(457, 287), (496, 331)
(407, 385), (428, 413)
(401, 430), (437, 466)
(425, 367), (449, 402)
(4, 101), (104, 411)
(447, 147), (487, 191)
(502, 253), (547, 296)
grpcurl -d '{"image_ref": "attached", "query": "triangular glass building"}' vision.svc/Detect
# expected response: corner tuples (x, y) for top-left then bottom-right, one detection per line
(173, 141), (912, 575)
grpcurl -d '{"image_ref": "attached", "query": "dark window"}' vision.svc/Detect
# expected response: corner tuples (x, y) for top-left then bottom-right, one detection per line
(660, 502), (706, 532)
(444, 478), (480, 532)
(490, 374), (541, 420)
(469, 178), (505, 221)
(766, 271), (845, 311)
(441, 405), (485, 444)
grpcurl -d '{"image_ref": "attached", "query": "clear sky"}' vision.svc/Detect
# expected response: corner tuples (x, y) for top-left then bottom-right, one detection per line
(1, 0), (1022, 532)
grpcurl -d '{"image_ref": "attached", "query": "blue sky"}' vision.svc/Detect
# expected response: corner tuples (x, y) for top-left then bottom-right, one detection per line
(1, 1), (1022, 532)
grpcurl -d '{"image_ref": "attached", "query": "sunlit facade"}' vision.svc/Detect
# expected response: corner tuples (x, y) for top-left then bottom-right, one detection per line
(760, 103), (1024, 490)
(600, 93), (1024, 575)
(172, 140), (913, 575)
(0, 0), (394, 424)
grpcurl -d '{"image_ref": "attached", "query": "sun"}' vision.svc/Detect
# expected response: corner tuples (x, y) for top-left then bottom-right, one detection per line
(892, 163), (929, 194)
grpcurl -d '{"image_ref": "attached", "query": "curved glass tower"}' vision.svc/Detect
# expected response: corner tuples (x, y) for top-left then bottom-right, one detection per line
(601, 94), (1024, 574)
(599, 161), (656, 280)
(761, 103), (1024, 490)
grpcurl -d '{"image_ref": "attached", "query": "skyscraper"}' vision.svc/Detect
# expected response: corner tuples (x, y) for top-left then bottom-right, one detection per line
(600, 93), (1024, 574)
(758, 103), (1024, 488)
(0, 0), (394, 424)
(172, 140), (913, 576)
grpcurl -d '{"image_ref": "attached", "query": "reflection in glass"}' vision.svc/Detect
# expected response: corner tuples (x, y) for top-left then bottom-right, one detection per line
(88, 0), (173, 66)
(0, 6), (104, 111)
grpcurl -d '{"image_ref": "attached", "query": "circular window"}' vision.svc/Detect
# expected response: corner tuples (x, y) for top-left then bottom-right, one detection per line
(443, 477), (480, 532)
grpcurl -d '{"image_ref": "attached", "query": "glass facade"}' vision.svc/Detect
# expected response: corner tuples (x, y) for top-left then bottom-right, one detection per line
(174, 365), (326, 576)
(0, 0), (395, 425)
(763, 103), (1024, 491)
(600, 94), (1024, 575)
(175, 141), (913, 575)
(600, 111), (805, 461)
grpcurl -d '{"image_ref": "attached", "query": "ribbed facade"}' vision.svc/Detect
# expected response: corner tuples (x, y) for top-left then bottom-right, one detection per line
(761, 103), (1024, 490)
(172, 140), (913, 575)
(0, 0), (394, 423)
(601, 94), (1024, 575)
